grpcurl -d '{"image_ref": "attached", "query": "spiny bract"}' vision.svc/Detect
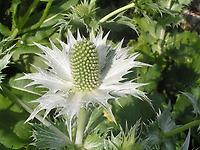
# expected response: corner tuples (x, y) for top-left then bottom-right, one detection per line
(19, 30), (149, 124)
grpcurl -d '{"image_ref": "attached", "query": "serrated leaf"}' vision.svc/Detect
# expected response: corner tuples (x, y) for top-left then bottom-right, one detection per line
(182, 92), (200, 115)
(143, 108), (177, 149)
(158, 109), (176, 132)
(32, 124), (71, 150)
(84, 132), (105, 150)
(116, 16), (138, 34)
(105, 121), (142, 150)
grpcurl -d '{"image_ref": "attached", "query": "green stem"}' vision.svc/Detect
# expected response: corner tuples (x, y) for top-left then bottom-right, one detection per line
(99, 2), (135, 23)
(3, 28), (19, 48)
(156, 0), (172, 54)
(19, 0), (40, 29)
(164, 119), (200, 137)
(11, 0), (21, 31)
(75, 108), (90, 147)
(22, 0), (53, 33)
(9, 28), (19, 39)
(166, 0), (172, 9)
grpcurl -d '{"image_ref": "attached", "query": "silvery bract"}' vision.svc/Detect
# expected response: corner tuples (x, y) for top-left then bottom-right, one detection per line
(20, 30), (149, 123)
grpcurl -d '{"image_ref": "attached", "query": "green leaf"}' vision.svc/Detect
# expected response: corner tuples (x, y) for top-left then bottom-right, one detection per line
(0, 54), (12, 72)
(32, 124), (72, 150)
(113, 95), (155, 127)
(116, 16), (138, 34)
(181, 129), (190, 150)
(12, 45), (41, 60)
(10, 0), (22, 29)
(9, 74), (42, 99)
(84, 131), (105, 150)
(0, 129), (25, 149)
(182, 92), (200, 115)
(13, 120), (32, 140)
(105, 121), (143, 150)
(26, 27), (56, 44)
(0, 53), (12, 84)
(48, 0), (79, 15)
(158, 108), (176, 132)
(143, 108), (177, 149)
(173, 94), (191, 118)
(0, 94), (12, 110)
(0, 108), (28, 149)
(85, 108), (105, 134)
(178, 0), (192, 5)
(0, 23), (11, 36)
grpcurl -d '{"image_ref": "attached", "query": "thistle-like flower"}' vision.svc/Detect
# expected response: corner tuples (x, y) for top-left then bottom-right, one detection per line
(20, 30), (149, 123)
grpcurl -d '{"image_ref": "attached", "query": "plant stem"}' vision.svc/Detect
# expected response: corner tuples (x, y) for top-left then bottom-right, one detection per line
(156, 0), (172, 54)
(99, 2), (135, 23)
(75, 108), (90, 146)
(22, 0), (53, 33)
(164, 119), (200, 137)
(19, 0), (40, 29)
(9, 28), (19, 39)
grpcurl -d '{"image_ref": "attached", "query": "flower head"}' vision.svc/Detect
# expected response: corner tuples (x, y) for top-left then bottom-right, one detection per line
(20, 30), (149, 123)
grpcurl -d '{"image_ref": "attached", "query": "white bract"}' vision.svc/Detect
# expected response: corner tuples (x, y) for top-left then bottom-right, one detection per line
(20, 30), (149, 123)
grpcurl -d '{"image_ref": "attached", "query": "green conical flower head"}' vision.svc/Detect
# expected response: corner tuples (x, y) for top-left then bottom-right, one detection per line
(70, 40), (100, 91)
